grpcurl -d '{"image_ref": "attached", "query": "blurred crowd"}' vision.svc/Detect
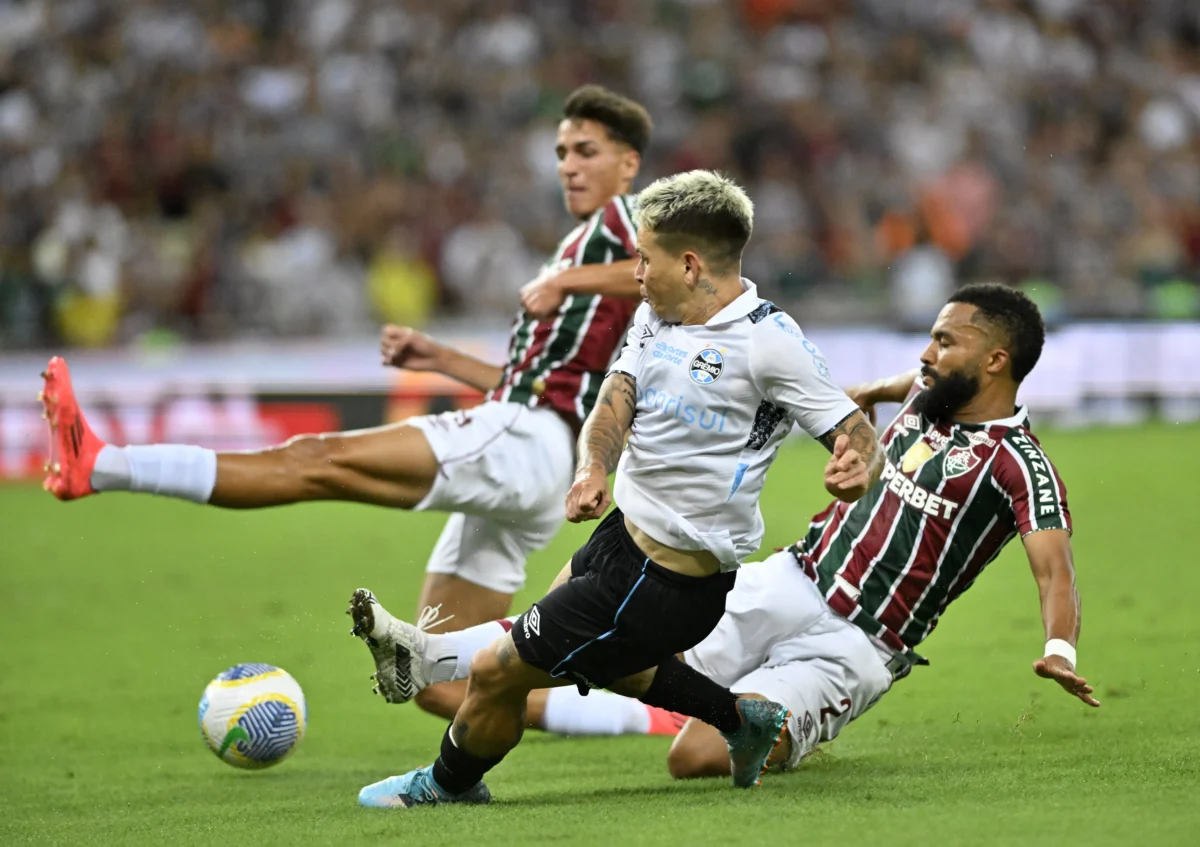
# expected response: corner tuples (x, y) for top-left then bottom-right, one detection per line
(2, 0), (1200, 349)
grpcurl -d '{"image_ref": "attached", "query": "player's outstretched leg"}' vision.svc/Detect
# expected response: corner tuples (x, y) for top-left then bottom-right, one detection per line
(347, 600), (686, 734)
(40, 357), (439, 508)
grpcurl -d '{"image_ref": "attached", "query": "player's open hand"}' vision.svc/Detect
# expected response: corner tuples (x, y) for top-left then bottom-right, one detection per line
(566, 468), (611, 523)
(1033, 655), (1100, 707)
(380, 325), (443, 372)
(824, 434), (870, 502)
(520, 273), (566, 319)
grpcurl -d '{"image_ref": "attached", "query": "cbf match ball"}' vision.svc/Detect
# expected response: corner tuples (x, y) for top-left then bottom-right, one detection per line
(198, 663), (307, 769)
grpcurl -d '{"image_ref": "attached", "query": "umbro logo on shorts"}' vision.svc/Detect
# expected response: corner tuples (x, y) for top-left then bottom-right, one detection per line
(523, 606), (542, 640)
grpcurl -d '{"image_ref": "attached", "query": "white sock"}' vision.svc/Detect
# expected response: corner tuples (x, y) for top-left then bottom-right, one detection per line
(423, 618), (516, 684)
(420, 617), (653, 735)
(91, 444), (217, 503)
(541, 687), (651, 736)
(90, 445), (131, 491)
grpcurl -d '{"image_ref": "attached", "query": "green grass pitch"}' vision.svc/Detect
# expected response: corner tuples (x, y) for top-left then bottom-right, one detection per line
(1, 424), (1198, 846)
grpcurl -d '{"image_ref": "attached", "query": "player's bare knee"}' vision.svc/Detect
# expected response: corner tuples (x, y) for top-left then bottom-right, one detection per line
(279, 434), (331, 470)
(466, 640), (521, 698)
(278, 434), (349, 492)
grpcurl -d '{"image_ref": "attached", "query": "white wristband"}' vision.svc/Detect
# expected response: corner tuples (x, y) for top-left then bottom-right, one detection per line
(1044, 639), (1076, 668)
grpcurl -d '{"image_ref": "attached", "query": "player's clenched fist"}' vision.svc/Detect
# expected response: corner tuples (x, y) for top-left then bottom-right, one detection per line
(566, 467), (611, 523)
(519, 275), (566, 320)
(380, 325), (443, 371)
(824, 434), (870, 503)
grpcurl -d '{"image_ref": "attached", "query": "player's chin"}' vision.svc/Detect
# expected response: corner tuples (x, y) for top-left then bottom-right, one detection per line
(565, 191), (596, 218)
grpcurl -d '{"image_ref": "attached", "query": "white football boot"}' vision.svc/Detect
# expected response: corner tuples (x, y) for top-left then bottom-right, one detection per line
(346, 589), (452, 704)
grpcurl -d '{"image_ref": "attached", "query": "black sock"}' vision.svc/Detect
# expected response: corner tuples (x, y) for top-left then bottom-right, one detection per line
(637, 656), (741, 734)
(431, 725), (505, 795)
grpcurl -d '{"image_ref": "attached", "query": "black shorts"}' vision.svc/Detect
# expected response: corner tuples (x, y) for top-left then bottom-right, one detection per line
(511, 508), (736, 693)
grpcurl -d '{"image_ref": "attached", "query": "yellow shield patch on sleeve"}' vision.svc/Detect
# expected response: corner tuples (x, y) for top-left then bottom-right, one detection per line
(901, 440), (935, 473)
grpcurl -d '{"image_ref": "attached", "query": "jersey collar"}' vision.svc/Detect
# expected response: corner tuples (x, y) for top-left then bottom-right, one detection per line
(964, 406), (1030, 429)
(705, 278), (761, 326)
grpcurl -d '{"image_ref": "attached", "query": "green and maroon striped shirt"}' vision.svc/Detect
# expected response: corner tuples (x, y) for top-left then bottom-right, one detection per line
(792, 387), (1071, 653)
(487, 194), (640, 429)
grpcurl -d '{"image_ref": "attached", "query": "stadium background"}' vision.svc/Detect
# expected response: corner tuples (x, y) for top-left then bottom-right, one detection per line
(2, 2), (1199, 845)
(2, 0), (1200, 467)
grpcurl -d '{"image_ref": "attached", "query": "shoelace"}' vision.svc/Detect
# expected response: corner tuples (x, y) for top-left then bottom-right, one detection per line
(415, 604), (455, 632)
(409, 770), (442, 803)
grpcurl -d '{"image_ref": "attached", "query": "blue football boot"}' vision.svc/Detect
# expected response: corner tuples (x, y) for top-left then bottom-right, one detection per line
(358, 765), (492, 808)
(721, 698), (791, 788)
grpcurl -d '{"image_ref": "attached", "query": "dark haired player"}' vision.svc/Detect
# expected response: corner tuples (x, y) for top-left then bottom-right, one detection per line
(37, 86), (654, 643)
(366, 284), (1099, 782)
(664, 282), (1098, 778)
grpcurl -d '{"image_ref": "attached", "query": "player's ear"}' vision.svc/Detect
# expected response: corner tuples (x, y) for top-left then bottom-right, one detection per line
(682, 250), (700, 288)
(986, 346), (1010, 377)
(620, 148), (640, 181)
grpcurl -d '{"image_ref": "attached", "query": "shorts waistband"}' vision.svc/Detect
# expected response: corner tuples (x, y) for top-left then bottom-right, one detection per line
(609, 508), (733, 588)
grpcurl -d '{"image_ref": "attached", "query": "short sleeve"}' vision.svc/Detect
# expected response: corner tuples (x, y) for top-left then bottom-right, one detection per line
(577, 196), (638, 266)
(749, 311), (860, 439)
(993, 432), (1072, 536)
(600, 195), (638, 257)
(608, 301), (656, 379)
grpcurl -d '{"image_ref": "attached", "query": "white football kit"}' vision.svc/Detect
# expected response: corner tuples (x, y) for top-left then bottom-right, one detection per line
(609, 281), (859, 568)
(684, 550), (895, 769)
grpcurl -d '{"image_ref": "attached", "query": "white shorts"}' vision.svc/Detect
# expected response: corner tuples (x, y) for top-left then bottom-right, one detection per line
(409, 401), (575, 595)
(685, 551), (895, 769)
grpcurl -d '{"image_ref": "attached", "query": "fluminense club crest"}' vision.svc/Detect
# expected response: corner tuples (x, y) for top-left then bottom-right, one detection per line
(943, 445), (981, 478)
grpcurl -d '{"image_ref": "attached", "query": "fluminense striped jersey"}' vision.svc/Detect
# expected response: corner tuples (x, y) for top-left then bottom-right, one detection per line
(486, 194), (640, 430)
(791, 384), (1071, 653)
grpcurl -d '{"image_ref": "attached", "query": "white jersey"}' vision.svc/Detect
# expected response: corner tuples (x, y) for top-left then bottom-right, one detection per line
(609, 281), (858, 570)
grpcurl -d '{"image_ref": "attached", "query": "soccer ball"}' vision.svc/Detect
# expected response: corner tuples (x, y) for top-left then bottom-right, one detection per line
(198, 663), (307, 769)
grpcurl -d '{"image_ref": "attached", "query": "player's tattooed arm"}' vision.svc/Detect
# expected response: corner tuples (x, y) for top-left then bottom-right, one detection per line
(576, 372), (637, 476)
(819, 408), (882, 466)
(567, 372), (635, 522)
(819, 409), (885, 500)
